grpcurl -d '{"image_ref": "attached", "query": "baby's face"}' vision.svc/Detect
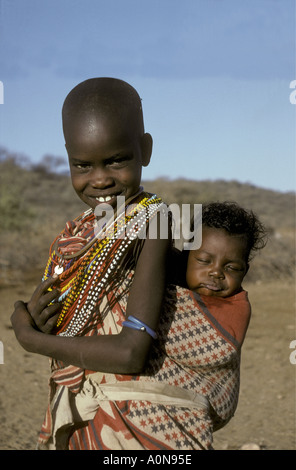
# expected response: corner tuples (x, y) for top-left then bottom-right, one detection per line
(65, 114), (150, 211)
(186, 227), (248, 298)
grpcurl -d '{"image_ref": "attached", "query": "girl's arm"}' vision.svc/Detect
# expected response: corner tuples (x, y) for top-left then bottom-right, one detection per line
(11, 220), (170, 374)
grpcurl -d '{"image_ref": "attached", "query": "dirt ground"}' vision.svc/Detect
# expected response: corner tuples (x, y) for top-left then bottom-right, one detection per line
(0, 279), (295, 451)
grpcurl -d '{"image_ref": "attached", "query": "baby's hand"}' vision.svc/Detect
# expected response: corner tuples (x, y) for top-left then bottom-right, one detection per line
(27, 276), (61, 334)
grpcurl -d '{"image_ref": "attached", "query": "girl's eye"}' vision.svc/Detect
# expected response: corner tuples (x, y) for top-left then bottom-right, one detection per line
(108, 156), (129, 167)
(74, 162), (91, 170)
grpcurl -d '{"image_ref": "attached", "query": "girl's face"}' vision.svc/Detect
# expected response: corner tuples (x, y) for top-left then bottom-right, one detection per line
(186, 227), (249, 298)
(66, 115), (151, 211)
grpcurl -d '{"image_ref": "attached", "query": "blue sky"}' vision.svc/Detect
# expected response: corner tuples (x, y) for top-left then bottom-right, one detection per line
(0, 0), (295, 192)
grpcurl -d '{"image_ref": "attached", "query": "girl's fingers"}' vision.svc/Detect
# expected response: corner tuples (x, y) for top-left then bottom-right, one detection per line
(39, 302), (61, 322)
(31, 276), (60, 299)
(39, 288), (61, 308)
(28, 277), (60, 315)
(34, 302), (61, 333)
(41, 312), (61, 334)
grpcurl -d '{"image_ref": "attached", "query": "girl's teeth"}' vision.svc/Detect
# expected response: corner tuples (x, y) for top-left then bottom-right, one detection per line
(97, 195), (112, 202)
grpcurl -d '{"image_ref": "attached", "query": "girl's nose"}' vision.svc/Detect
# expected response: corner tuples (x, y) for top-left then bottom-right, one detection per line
(90, 167), (114, 189)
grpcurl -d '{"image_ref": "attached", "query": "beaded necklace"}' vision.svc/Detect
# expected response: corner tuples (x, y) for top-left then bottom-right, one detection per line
(43, 192), (164, 337)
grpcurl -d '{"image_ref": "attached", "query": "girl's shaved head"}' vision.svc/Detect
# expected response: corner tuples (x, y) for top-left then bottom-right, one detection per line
(62, 78), (145, 144)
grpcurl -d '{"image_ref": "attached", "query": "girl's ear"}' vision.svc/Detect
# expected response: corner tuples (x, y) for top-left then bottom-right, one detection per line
(141, 133), (153, 167)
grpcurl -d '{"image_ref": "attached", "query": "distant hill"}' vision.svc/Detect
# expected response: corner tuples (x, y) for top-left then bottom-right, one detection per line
(0, 150), (295, 286)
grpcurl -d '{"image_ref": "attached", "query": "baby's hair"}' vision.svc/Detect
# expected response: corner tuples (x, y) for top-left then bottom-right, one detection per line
(199, 201), (267, 261)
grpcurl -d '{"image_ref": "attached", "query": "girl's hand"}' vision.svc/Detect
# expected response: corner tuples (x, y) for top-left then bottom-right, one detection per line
(10, 300), (39, 351)
(11, 300), (35, 333)
(26, 276), (61, 334)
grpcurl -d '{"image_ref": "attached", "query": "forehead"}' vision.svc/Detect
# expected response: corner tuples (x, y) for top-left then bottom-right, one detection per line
(64, 112), (137, 153)
(199, 227), (248, 257)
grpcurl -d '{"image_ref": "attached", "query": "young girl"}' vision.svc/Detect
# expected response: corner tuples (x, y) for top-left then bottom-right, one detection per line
(11, 78), (172, 449)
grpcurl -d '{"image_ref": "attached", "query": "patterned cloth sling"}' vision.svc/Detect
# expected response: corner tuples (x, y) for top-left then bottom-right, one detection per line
(38, 283), (250, 450)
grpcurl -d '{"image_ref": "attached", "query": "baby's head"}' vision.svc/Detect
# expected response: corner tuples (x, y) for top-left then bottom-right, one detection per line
(186, 202), (267, 298)
(62, 78), (152, 210)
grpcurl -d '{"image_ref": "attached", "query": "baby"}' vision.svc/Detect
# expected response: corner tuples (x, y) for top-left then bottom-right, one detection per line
(185, 201), (267, 344)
